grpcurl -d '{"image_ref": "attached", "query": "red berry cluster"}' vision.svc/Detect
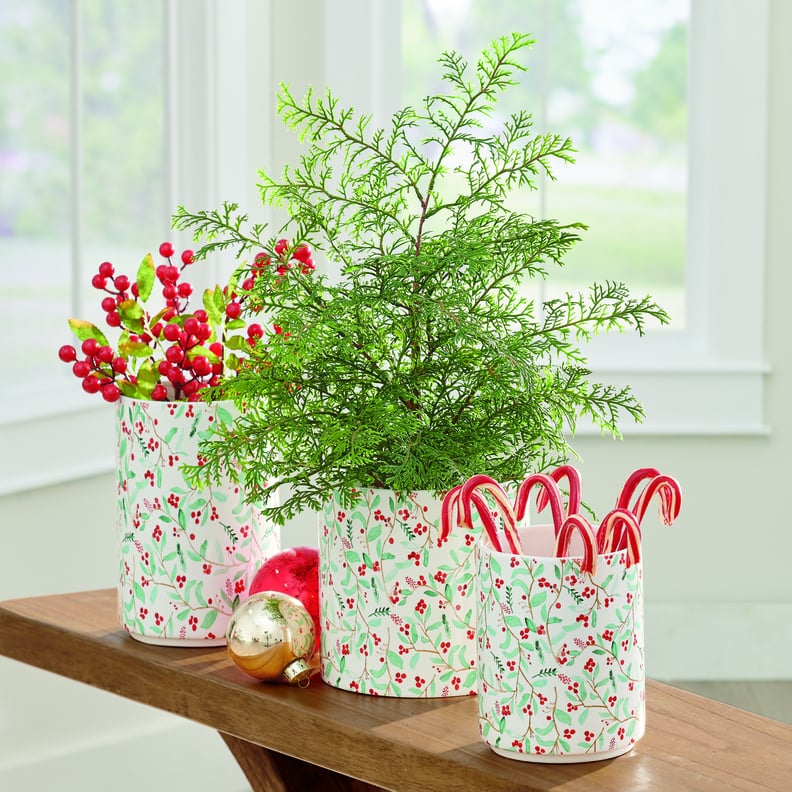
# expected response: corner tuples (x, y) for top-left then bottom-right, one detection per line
(58, 239), (314, 403)
(57, 338), (126, 402)
(152, 309), (223, 401)
(224, 238), (315, 320)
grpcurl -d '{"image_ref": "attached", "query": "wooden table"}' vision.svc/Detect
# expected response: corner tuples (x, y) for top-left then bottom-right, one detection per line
(1, 590), (790, 791)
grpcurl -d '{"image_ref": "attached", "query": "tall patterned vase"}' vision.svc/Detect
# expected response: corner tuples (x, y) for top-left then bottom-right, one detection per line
(319, 488), (479, 697)
(115, 398), (279, 646)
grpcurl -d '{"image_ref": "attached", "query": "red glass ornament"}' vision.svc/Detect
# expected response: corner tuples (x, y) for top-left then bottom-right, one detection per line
(250, 547), (320, 651)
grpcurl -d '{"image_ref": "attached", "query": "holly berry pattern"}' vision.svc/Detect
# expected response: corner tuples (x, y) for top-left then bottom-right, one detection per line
(477, 540), (645, 761)
(116, 398), (279, 644)
(58, 239), (314, 402)
(319, 489), (479, 697)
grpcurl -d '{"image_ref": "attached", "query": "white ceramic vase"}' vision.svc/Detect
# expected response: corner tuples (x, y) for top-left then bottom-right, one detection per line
(115, 397), (279, 645)
(318, 488), (479, 697)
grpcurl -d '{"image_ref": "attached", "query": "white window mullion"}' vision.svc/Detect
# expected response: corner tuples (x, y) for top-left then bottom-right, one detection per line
(69, 0), (84, 320)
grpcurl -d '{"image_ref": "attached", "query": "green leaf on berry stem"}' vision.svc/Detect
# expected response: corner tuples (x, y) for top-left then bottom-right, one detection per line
(68, 319), (110, 347)
(118, 380), (142, 399)
(118, 299), (145, 333)
(185, 344), (215, 360)
(136, 253), (155, 302)
(119, 339), (154, 358)
(136, 360), (160, 398)
(150, 307), (172, 326)
(225, 335), (248, 351)
(203, 287), (225, 328)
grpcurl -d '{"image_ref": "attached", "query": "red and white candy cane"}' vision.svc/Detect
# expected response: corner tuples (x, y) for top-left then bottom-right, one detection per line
(597, 508), (642, 567)
(460, 475), (521, 554)
(632, 473), (682, 527)
(514, 473), (566, 537)
(440, 484), (505, 552)
(536, 464), (582, 518)
(440, 477), (520, 553)
(555, 514), (598, 574)
(615, 467), (660, 511)
(440, 485), (465, 543)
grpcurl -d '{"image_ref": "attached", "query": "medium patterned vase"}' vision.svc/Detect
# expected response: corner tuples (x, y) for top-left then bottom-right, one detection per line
(477, 524), (645, 762)
(319, 488), (479, 697)
(115, 397), (279, 646)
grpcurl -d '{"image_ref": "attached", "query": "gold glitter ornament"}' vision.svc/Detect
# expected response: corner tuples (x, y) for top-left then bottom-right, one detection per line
(226, 591), (316, 685)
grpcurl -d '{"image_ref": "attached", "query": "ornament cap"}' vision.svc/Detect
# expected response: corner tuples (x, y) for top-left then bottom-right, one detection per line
(282, 657), (313, 686)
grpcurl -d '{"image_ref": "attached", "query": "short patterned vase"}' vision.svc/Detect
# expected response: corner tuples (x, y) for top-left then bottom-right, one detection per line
(477, 524), (644, 762)
(319, 488), (479, 697)
(115, 398), (279, 646)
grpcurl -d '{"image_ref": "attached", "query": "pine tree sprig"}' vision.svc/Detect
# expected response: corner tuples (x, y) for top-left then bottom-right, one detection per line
(176, 32), (670, 524)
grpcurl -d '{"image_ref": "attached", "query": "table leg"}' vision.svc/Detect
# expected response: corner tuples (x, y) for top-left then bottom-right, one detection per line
(219, 733), (387, 792)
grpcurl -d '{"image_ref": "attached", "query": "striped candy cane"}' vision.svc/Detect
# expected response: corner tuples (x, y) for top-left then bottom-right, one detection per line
(615, 467), (661, 510)
(632, 474), (682, 527)
(536, 464), (582, 519)
(514, 473), (566, 538)
(597, 508), (642, 567)
(555, 514), (598, 574)
(440, 477), (520, 553)
(460, 475), (521, 554)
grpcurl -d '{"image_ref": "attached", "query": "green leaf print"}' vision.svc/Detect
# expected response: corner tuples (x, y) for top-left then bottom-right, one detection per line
(555, 708), (573, 726)
(387, 650), (403, 669)
(201, 609), (218, 629)
(216, 406), (234, 427)
(530, 590), (548, 608)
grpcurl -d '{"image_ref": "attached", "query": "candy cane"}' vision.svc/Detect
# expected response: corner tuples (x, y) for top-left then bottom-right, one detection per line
(632, 474), (682, 527)
(460, 475), (521, 554)
(597, 508), (642, 567)
(514, 473), (565, 537)
(440, 485), (465, 543)
(536, 464), (582, 517)
(440, 479), (522, 554)
(615, 467), (661, 510)
(440, 485), (504, 552)
(555, 514), (598, 574)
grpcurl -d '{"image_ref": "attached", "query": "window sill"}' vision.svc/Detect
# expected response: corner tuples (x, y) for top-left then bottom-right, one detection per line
(574, 363), (770, 436)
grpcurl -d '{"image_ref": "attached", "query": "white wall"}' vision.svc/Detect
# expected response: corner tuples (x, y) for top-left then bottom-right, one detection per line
(3, 0), (792, 789)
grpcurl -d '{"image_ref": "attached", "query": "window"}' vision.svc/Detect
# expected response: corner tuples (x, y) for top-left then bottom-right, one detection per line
(400, 0), (768, 435)
(404, 0), (688, 326)
(0, 1), (172, 493)
(1, 0), (768, 496)
(0, 1), (281, 495)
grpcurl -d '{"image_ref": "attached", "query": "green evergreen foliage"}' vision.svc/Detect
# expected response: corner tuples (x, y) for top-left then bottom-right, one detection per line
(173, 33), (668, 523)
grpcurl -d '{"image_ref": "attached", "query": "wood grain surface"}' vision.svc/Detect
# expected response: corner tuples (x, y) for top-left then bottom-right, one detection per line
(1, 589), (791, 791)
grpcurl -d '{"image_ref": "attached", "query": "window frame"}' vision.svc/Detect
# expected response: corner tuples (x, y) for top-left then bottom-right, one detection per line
(571, 0), (769, 435)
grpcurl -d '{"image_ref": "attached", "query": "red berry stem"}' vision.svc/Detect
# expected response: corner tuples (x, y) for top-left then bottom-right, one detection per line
(60, 238), (314, 402)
